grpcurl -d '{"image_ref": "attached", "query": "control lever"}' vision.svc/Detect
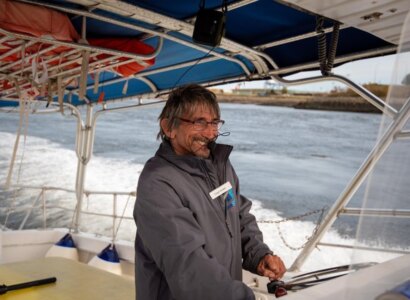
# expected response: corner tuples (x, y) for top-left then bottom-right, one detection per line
(267, 280), (288, 298)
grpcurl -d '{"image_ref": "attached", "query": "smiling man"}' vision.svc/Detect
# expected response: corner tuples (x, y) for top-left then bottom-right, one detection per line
(134, 84), (286, 300)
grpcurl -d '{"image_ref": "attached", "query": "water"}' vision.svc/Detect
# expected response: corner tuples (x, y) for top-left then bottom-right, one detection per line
(0, 102), (408, 270)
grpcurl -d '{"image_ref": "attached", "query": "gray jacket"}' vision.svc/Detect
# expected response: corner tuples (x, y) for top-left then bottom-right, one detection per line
(134, 141), (272, 300)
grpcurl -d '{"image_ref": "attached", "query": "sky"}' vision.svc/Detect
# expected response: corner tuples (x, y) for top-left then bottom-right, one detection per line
(217, 53), (403, 93)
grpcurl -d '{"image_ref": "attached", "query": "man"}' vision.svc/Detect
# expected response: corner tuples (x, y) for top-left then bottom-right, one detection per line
(134, 84), (286, 300)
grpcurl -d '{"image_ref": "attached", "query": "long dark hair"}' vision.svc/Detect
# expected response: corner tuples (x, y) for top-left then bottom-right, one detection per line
(157, 84), (220, 140)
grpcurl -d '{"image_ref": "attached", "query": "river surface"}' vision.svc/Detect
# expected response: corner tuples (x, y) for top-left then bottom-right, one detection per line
(1, 102), (408, 269)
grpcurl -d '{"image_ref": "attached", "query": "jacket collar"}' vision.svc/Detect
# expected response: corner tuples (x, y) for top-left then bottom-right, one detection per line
(156, 140), (232, 177)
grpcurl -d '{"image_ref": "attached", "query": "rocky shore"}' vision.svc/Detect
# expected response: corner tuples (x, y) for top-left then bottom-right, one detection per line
(215, 93), (381, 113)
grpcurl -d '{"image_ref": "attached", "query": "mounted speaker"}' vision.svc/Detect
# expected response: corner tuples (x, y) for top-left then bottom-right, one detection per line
(193, 9), (226, 47)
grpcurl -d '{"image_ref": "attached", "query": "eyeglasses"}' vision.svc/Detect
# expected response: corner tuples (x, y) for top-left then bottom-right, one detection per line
(178, 118), (225, 131)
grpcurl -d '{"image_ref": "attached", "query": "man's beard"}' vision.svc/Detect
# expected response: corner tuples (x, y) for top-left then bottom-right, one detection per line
(192, 137), (216, 158)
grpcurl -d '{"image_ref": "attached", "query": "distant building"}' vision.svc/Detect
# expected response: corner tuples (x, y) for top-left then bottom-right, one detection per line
(231, 88), (278, 96)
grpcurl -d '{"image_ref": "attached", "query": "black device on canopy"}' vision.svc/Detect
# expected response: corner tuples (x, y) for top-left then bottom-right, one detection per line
(192, 0), (227, 47)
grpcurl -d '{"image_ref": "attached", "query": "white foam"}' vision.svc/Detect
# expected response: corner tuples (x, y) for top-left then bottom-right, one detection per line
(0, 132), (77, 188)
(86, 156), (143, 192)
(0, 132), (141, 239)
(250, 199), (402, 273)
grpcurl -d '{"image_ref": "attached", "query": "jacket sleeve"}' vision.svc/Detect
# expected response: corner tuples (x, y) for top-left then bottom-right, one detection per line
(230, 165), (273, 274)
(134, 167), (255, 300)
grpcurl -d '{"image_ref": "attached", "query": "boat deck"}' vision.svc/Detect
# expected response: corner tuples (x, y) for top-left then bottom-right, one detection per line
(0, 257), (135, 300)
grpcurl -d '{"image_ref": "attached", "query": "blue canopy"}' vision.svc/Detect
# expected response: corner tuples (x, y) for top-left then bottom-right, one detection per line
(0, 0), (397, 106)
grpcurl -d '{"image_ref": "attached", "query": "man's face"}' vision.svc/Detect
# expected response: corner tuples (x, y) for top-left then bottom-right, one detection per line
(168, 106), (219, 159)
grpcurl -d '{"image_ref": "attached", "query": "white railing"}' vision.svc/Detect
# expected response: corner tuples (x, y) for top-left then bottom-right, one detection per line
(2, 183), (409, 270)
(0, 184), (136, 242)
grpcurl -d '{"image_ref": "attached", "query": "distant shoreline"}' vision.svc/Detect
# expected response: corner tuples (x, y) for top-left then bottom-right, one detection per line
(215, 93), (381, 113)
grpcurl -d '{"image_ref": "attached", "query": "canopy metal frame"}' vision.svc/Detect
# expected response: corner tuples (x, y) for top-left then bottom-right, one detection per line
(0, 0), (400, 106)
(0, 26), (163, 100)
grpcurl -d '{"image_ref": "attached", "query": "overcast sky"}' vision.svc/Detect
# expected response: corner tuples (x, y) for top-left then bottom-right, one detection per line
(218, 53), (408, 92)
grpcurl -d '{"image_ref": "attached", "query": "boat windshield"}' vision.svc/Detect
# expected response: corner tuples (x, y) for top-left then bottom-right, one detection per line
(349, 7), (410, 283)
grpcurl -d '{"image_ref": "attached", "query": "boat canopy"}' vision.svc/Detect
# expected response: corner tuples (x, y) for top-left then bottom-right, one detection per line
(0, 0), (408, 106)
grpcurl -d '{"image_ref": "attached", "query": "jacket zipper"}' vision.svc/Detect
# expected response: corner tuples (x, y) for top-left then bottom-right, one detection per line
(200, 160), (232, 237)
(219, 154), (235, 276)
(221, 160), (233, 238)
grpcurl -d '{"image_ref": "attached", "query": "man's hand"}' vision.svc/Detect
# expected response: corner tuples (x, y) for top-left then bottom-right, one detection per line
(257, 254), (286, 280)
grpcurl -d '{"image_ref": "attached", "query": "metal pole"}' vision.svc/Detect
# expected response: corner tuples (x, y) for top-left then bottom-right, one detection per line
(18, 190), (43, 230)
(73, 105), (94, 232)
(112, 193), (117, 244)
(272, 74), (398, 118)
(289, 96), (410, 271)
(42, 188), (46, 229)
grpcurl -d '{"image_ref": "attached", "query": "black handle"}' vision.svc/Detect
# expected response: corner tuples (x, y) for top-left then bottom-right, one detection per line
(0, 277), (57, 295)
(267, 280), (288, 298)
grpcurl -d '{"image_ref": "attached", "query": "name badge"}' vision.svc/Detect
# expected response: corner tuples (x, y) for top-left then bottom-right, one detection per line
(209, 182), (232, 200)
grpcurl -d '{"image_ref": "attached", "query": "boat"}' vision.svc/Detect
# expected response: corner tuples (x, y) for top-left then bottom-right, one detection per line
(1, 0), (409, 299)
